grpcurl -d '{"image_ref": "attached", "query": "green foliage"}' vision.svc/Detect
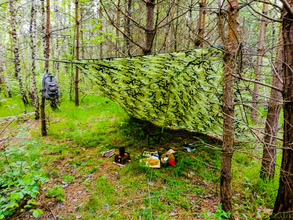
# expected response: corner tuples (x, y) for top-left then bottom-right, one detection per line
(0, 147), (48, 219)
(30, 208), (44, 218)
(62, 174), (74, 183)
(46, 185), (66, 202)
(200, 204), (231, 220)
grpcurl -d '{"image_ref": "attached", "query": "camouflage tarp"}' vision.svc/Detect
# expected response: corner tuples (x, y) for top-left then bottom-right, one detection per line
(75, 47), (224, 133)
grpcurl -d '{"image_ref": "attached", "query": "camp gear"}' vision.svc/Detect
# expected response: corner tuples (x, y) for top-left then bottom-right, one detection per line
(40, 69), (59, 100)
(182, 143), (196, 152)
(73, 47), (224, 133)
(140, 151), (161, 168)
(114, 147), (130, 164)
(101, 149), (115, 157)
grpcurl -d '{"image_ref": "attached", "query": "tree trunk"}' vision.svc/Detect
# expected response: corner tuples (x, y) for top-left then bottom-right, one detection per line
(251, 1), (268, 123)
(124, 0), (132, 56)
(75, 0), (79, 107)
(144, 0), (155, 55)
(99, 5), (103, 58)
(41, 0), (46, 62)
(220, 0), (239, 218)
(30, 0), (40, 120)
(41, 0), (50, 136)
(260, 27), (283, 180)
(0, 43), (11, 97)
(8, 0), (29, 106)
(272, 1), (293, 218)
(55, 39), (60, 80)
(41, 97), (47, 136)
(194, 0), (206, 48)
(172, 0), (180, 51)
(44, 0), (50, 68)
(116, 0), (120, 57)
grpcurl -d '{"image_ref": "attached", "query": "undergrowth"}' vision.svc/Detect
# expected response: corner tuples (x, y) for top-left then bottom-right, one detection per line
(0, 94), (282, 219)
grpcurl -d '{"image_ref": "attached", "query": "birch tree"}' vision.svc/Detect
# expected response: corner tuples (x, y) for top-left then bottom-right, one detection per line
(30, 0), (39, 119)
(8, 0), (29, 106)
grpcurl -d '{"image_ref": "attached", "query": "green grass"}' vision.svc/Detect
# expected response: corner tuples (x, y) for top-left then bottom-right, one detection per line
(0, 93), (282, 219)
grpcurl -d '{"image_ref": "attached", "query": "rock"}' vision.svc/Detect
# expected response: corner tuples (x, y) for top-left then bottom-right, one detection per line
(189, 200), (197, 205)
(169, 212), (178, 216)
(136, 190), (144, 194)
(57, 203), (65, 209)
(104, 203), (110, 209)
(62, 184), (69, 188)
(204, 195), (212, 199)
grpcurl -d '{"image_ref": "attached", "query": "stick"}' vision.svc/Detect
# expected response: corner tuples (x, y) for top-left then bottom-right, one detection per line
(44, 204), (57, 220)
(190, 156), (220, 170)
(0, 186), (24, 195)
(107, 195), (163, 218)
(0, 119), (15, 135)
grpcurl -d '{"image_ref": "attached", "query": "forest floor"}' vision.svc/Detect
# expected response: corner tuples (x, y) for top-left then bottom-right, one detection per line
(0, 94), (280, 219)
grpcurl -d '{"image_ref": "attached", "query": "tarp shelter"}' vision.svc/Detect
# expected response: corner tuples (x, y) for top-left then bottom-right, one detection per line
(38, 47), (225, 133)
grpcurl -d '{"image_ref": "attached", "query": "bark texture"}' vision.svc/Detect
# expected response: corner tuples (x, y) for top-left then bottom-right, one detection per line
(220, 0), (239, 218)
(41, 0), (50, 136)
(75, 0), (80, 107)
(124, 0), (132, 56)
(8, 0), (29, 105)
(260, 28), (283, 180)
(194, 0), (206, 48)
(251, 1), (269, 122)
(0, 43), (11, 97)
(144, 0), (155, 55)
(30, 0), (40, 120)
(272, 1), (293, 218)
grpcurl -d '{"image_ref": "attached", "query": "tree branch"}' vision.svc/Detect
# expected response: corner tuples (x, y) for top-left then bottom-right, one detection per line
(232, 73), (283, 92)
(0, 1), (8, 7)
(100, 0), (145, 52)
(109, 0), (147, 31)
(248, 4), (282, 22)
(158, 1), (198, 29)
(279, 0), (293, 17)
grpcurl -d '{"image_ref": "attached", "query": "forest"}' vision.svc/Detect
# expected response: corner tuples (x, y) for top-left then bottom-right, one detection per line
(0, 0), (293, 219)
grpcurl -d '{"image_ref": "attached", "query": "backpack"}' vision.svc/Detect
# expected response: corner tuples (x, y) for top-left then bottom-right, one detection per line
(40, 69), (59, 100)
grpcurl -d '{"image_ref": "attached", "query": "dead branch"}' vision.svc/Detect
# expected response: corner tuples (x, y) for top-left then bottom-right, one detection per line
(107, 195), (164, 218)
(280, 0), (293, 17)
(100, 0), (145, 51)
(44, 204), (57, 220)
(248, 4), (282, 22)
(231, 73), (283, 92)
(190, 155), (221, 170)
(0, 119), (15, 136)
(109, 0), (146, 31)
(157, 1), (198, 29)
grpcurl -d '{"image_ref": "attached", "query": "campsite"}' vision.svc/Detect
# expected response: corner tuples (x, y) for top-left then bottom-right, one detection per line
(0, 0), (292, 219)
